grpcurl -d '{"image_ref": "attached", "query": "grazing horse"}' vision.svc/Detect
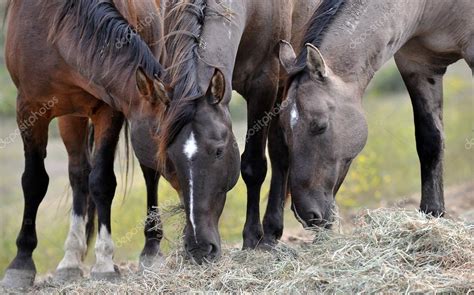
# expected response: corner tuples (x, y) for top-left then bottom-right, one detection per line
(278, 0), (474, 227)
(2, 0), (168, 288)
(157, 0), (318, 261)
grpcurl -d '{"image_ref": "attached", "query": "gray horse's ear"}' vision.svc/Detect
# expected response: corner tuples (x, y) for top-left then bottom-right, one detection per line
(279, 40), (297, 74)
(306, 43), (328, 78)
(208, 68), (226, 105)
(136, 69), (169, 106)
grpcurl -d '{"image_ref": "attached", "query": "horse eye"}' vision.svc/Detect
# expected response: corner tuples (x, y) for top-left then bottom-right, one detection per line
(309, 121), (328, 136)
(215, 148), (224, 159)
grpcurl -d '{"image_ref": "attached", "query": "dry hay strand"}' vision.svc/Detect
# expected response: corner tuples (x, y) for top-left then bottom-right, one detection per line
(17, 209), (474, 294)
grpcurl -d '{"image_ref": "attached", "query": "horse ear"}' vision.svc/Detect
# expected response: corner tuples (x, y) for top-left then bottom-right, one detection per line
(305, 43), (328, 78)
(208, 68), (226, 105)
(279, 40), (297, 74)
(136, 69), (169, 106)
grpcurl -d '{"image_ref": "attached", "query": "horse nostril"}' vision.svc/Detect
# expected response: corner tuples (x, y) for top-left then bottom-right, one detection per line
(209, 243), (220, 256)
(215, 147), (224, 159)
(203, 242), (220, 262)
(308, 211), (323, 226)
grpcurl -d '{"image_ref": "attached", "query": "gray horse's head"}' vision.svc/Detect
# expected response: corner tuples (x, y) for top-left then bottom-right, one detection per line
(159, 68), (240, 264)
(279, 41), (368, 228)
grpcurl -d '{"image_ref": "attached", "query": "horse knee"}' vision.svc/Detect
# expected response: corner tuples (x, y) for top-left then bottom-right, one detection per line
(241, 152), (268, 187)
(416, 123), (443, 166)
(89, 169), (116, 206)
(69, 162), (91, 191)
(21, 163), (49, 205)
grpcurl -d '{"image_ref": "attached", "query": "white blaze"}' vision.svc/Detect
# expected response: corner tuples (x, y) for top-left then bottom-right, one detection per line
(290, 103), (299, 129)
(184, 132), (198, 159)
(57, 214), (87, 270)
(183, 132), (198, 240)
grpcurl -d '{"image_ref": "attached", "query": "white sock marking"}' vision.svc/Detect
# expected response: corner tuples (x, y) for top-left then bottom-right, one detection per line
(183, 132), (198, 240)
(57, 214), (87, 270)
(92, 225), (115, 273)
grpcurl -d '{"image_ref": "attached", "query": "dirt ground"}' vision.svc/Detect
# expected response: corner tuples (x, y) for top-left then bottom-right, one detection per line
(282, 182), (474, 245)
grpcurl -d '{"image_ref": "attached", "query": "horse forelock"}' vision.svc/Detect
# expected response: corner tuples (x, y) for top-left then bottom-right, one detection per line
(50, 0), (164, 93)
(158, 0), (208, 168)
(294, 0), (346, 72)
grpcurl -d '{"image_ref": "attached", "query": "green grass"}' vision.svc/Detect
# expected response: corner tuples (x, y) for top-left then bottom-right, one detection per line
(0, 60), (472, 276)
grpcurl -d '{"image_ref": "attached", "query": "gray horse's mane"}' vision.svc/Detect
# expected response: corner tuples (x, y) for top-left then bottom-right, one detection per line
(294, 0), (346, 72)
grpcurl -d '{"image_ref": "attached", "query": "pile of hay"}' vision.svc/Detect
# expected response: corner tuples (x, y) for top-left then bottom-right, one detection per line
(26, 209), (474, 293)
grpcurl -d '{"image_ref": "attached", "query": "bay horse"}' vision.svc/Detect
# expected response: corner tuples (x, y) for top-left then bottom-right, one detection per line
(2, 0), (169, 288)
(278, 0), (474, 227)
(157, 0), (318, 262)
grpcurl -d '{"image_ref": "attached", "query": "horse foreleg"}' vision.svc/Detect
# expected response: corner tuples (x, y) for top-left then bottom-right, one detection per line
(138, 164), (163, 270)
(241, 75), (279, 249)
(54, 116), (92, 282)
(89, 107), (123, 280)
(2, 100), (50, 288)
(262, 107), (289, 248)
(395, 54), (446, 217)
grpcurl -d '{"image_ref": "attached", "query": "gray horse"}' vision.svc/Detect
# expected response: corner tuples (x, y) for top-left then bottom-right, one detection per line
(279, 0), (473, 228)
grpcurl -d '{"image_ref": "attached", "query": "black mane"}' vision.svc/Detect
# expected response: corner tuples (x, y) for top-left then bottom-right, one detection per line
(52, 0), (164, 84)
(295, 0), (345, 70)
(159, 0), (207, 162)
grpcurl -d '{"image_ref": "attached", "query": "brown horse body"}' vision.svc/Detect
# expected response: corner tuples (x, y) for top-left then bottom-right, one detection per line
(2, 0), (167, 288)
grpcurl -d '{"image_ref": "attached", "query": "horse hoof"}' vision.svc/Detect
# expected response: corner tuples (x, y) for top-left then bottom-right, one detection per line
(1, 269), (36, 289)
(139, 254), (165, 272)
(421, 207), (445, 217)
(256, 240), (277, 252)
(54, 267), (83, 283)
(91, 265), (121, 282)
(242, 236), (263, 250)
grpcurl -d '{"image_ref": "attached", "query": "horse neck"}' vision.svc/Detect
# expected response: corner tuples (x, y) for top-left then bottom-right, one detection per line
(56, 0), (162, 119)
(196, 0), (248, 82)
(319, 0), (426, 92)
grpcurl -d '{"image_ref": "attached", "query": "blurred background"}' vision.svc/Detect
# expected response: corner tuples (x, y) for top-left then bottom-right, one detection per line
(0, 1), (472, 275)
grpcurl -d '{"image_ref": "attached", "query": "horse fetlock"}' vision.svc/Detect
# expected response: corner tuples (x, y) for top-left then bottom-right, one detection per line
(91, 225), (117, 278)
(262, 225), (283, 244)
(263, 212), (284, 232)
(57, 214), (87, 271)
(242, 223), (264, 249)
(260, 221), (283, 250)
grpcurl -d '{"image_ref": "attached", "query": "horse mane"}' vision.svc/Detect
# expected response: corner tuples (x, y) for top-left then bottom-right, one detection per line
(158, 0), (207, 167)
(294, 0), (345, 71)
(50, 0), (164, 88)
